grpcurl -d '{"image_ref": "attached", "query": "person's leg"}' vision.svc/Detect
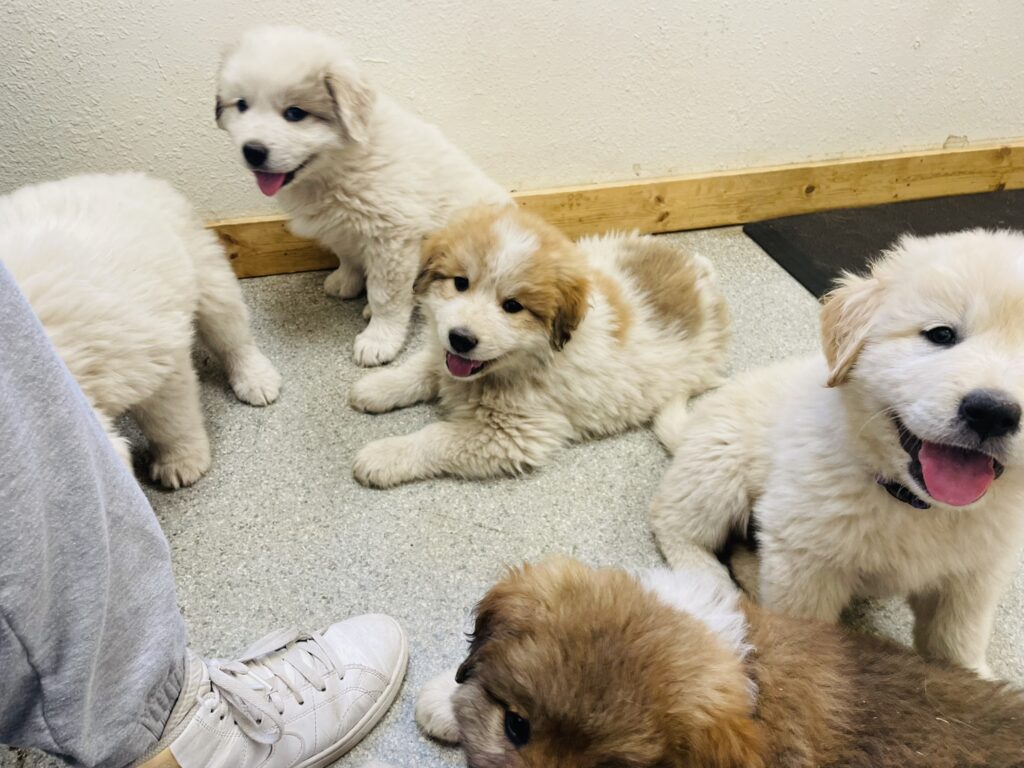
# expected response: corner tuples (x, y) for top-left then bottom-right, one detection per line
(0, 263), (187, 767)
(0, 262), (408, 768)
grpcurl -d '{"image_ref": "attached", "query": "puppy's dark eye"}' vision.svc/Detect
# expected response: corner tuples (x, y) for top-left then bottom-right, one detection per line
(502, 298), (524, 314)
(504, 709), (530, 748)
(283, 106), (308, 122)
(454, 276), (469, 292)
(923, 326), (958, 346)
(236, 99), (249, 113)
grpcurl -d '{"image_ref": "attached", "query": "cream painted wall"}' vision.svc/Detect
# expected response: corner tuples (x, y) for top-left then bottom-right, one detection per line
(2, 0), (1022, 218)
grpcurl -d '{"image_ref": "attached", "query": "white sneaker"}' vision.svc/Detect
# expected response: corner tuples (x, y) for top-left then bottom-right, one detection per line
(135, 615), (408, 768)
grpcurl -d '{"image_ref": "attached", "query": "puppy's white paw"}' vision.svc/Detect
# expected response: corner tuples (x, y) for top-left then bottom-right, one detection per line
(230, 350), (282, 406)
(974, 662), (996, 680)
(353, 437), (413, 488)
(416, 668), (461, 743)
(353, 323), (406, 367)
(150, 442), (211, 489)
(349, 373), (393, 413)
(324, 265), (365, 299)
(110, 435), (133, 468)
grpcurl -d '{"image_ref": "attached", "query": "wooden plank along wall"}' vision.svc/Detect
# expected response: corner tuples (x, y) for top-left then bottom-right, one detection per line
(213, 142), (1024, 279)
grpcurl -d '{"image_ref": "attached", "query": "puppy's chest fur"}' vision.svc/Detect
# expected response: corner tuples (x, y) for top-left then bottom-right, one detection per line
(757, 371), (1024, 591)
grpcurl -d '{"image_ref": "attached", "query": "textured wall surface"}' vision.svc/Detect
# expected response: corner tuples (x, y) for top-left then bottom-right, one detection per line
(2, 0), (1023, 219)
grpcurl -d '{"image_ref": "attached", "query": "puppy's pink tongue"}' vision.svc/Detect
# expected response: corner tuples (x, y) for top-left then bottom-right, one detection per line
(446, 352), (482, 378)
(254, 172), (287, 197)
(918, 441), (995, 506)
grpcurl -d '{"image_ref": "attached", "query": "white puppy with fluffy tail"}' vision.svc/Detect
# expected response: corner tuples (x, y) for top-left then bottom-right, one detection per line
(216, 26), (510, 367)
(350, 205), (730, 488)
(0, 173), (281, 488)
(650, 229), (1024, 677)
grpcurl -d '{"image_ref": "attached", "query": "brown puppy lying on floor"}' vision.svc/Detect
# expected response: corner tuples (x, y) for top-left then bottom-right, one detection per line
(416, 558), (1024, 767)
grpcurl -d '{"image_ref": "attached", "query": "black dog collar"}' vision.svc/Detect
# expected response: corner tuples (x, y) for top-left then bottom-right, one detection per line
(876, 475), (930, 510)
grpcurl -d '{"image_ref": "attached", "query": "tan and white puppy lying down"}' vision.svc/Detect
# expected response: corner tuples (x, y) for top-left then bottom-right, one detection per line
(417, 558), (1024, 768)
(349, 205), (730, 487)
(216, 26), (510, 367)
(651, 229), (1024, 677)
(0, 173), (280, 488)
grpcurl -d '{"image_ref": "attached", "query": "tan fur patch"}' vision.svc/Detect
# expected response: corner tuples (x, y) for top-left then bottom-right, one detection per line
(418, 205), (591, 349)
(819, 271), (884, 387)
(284, 77), (338, 123)
(620, 237), (711, 336)
(592, 270), (633, 343)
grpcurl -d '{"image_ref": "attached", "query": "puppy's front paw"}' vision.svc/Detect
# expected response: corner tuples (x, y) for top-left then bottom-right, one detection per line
(324, 265), (365, 299)
(353, 437), (415, 488)
(349, 373), (393, 413)
(230, 350), (282, 406)
(353, 323), (406, 367)
(416, 668), (461, 744)
(150, 442), (212, 489)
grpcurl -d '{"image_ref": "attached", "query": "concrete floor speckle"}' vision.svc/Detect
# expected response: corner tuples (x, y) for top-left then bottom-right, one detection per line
(3, 227), (1022, 767)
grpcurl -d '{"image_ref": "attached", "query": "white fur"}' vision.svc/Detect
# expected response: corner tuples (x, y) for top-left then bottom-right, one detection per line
(651, 230), (1024, 676)
(415, 667), (462, 744)
(349, 224), (730, 487)
(0, 173), (280, 488)
(217, 26), (510, 366)
(638, 568), (752, 660)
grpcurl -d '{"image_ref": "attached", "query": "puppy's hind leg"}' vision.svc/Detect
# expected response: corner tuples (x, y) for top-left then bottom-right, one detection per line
(324, 258), (366, 300)
(132, 350), (211, 489)
(192, 230), (281, 406)
(649, 391), (770, 571)
(416, 667), (461, 744)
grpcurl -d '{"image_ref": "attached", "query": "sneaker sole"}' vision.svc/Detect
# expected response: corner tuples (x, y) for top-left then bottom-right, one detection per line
(296, 617), (410, 768)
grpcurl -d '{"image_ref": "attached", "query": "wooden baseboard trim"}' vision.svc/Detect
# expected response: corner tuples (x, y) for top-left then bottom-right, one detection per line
(212, 141), (1024, 278)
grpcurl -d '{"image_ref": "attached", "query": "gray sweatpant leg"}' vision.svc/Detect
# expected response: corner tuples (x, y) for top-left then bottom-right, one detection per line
(0, 263), (188, 768)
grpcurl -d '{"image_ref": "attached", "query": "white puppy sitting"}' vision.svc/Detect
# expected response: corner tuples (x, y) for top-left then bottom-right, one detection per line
(0, 173), (281, 488)
(216, 26), (510, 367)
(650, 229), (1024, 676)
(350, 205), (730, 487)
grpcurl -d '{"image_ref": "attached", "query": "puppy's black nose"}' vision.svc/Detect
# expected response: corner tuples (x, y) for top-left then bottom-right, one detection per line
(959, 389), (1021, 440)
(448, 328), (478, 354)
(242, 142), (269, 168)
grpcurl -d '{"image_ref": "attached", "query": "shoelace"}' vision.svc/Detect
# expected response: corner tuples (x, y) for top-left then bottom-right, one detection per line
(202, 628), (347, 744)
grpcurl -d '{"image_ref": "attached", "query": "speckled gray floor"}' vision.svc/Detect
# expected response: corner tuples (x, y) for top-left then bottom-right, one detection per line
(3, 227), (1022, 767)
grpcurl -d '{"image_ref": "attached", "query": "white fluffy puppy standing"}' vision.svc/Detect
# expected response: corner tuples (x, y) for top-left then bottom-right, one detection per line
(650, 229), (1024, 677)
(350, 205), (730, 488)
(216, 26), (510, 366)
(0, 173), (281, 488)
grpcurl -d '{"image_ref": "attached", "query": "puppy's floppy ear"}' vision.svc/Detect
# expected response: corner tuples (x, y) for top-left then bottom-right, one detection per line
(550, 270), (589, 350)
(455, 607), (493, 683)
(455, 563), (540, 683)
(324, 61), (375, 144)
(415, 232), (448, 295)
(820, 271), (883, 387)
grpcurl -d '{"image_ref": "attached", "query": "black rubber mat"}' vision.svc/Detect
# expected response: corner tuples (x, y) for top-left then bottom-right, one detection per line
(743, 189), (1024, 298)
